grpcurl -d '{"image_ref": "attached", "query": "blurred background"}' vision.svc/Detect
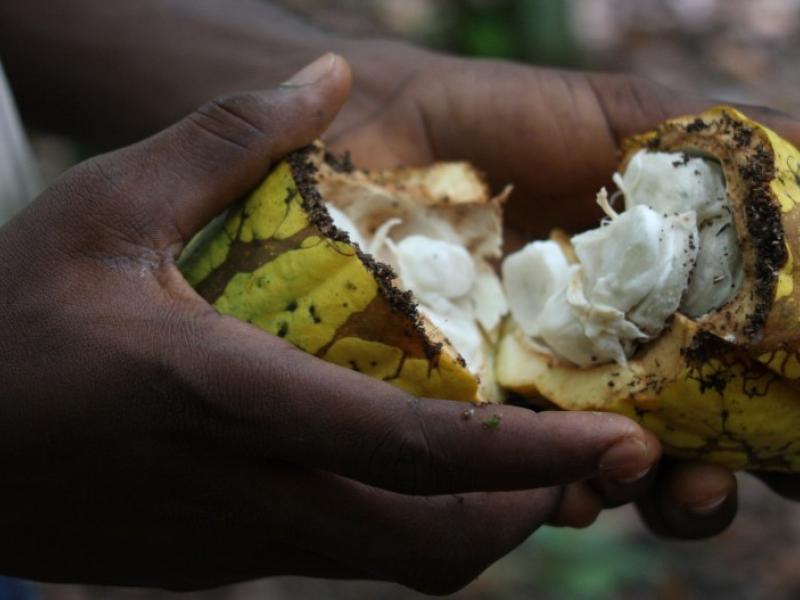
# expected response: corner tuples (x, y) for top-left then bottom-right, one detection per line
(14, 0), (800, 598)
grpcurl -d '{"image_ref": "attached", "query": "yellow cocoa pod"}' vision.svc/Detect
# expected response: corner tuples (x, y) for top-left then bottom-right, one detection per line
(621, 107), (800, 355)
(179, 145), (506, 403)
(181, 108), (800, 472)
(497, 107), (800, 471)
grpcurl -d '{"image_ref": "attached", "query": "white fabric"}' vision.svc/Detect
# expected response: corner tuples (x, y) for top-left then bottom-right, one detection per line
(0, 61), (41, 227)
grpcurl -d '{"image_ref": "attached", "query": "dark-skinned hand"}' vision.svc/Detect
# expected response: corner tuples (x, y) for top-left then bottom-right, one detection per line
(0, 55), (659, 593)
(4, 0), (800, 546)
(322, 52), (800, 540)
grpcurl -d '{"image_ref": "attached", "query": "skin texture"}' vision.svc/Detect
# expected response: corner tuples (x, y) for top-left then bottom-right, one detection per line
(0, 56), (661, 592)
(317, 41), (800, 540)
(1, 0), (800, 581)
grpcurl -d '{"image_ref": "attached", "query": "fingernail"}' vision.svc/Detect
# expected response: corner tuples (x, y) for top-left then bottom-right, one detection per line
(687, 494), (728, 515)
(282, 53), (337, 87)
(616, 465), (651, 484)
(599, 437), (649, 481)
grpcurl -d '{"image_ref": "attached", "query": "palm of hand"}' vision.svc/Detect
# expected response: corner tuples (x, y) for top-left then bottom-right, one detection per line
(325, 54), (800, 537)
(325, 58), (694, 239)
(0, 58), (662, 590)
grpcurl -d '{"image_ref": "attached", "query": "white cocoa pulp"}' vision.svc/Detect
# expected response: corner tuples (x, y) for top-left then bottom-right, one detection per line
(503, 150), (743, 367)
(325, 208), (506, 370)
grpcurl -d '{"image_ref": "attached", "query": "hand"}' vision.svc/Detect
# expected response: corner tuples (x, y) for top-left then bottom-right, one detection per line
(0, 55), (658, 593)
(1, 0), (778, 548)
(325, 49), (800, 538)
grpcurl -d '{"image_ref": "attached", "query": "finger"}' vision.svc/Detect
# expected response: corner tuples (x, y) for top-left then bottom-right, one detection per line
(5, 507), (363, 591)
(551, 433), (658, 527)
(62, 53), (352, 247)
(10, 445), (551, 593)
(547, 482), (602, 528)
(589, 428), (661, 508)
(76, 455), (559, 594)
(754, 472), (800, 501)
(585, 71), (800, 147)
(216, 463), (561, 595)
(636, 461), (737, 540)
(172, 312), (658, 496)
(414, 61), (800, 235)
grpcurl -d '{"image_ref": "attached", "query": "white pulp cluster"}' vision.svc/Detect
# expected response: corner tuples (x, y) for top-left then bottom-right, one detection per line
(325, 206), (506, 370)
(503, 151), (742, 367)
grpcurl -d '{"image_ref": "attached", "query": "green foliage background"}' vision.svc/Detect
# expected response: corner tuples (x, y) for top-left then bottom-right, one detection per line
(430, 0), (581, 66)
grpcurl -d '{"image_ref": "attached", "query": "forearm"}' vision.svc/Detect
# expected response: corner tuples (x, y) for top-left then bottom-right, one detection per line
(0, 0), (432, 147)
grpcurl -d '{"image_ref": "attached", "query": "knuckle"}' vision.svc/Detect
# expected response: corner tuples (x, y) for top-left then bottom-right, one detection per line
(188, 93), (275, 154)
(367, 406), (437, 494)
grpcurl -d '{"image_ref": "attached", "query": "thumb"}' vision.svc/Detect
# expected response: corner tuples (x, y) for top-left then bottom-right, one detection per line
(180, 313), (661, 495)
(61, 53), (351, 249)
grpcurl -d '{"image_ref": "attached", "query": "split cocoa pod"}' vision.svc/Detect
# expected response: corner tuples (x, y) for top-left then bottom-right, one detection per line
(180, 107), (800, 471)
